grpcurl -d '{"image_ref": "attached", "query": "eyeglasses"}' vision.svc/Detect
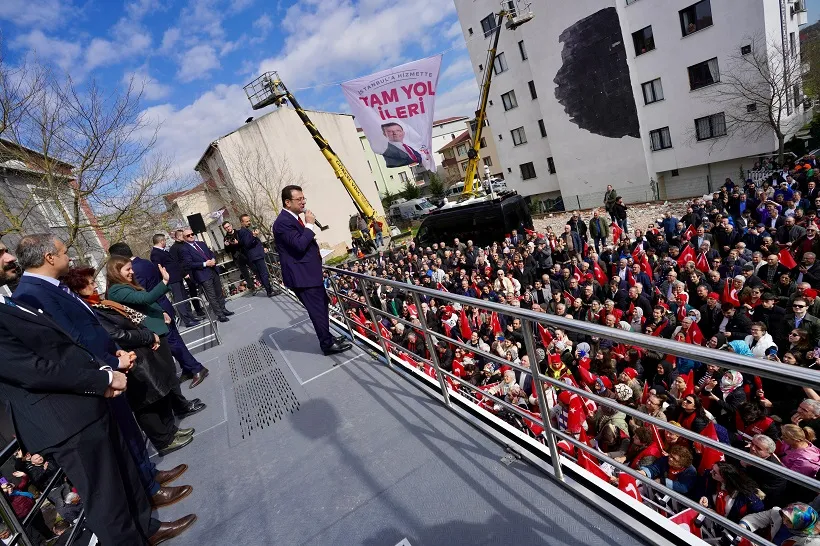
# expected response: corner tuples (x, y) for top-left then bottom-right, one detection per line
(789, 332), (800, 336)
(184, 233), (195, 238)
(793, 304), (806, 308)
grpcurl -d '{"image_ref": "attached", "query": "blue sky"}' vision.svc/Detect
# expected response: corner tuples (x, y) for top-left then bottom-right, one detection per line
(0, 0), (477, 175)
(810, 0), (820, 25)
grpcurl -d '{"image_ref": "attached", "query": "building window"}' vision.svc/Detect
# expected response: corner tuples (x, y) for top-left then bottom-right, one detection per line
(679, 0), (713, 36)
(498, 134), (503, 140)
(688, 57), (720, 90)
(746, 103), (757, 113)
(478, 64), (483, 72)
(649, 127), (672, 151)
(695, 112), (727, 141)
(632, 26), (655, 56)
(456, 144), (467, 156)
(511, 127), (527, 146)
(31, 188), (66, 228)
(741, 44), (751, 55)
(484, 157), (493, 168)
(501, 90), (518, 111)
(468, 28), (473, 36)
(538, 119), (547, 137)
(480, 137), (487, 148)
(520, 162), (537, 180)
(399, 172), (409, 183)
(493, 52), (508, 75)
(367, 160), (372, 173)
(641, 78), (664, 104)
(547, 157), (556, 174)
(519, 40), (528, 61)
(626, 0), (640, 4)
(528, 80), (537, 99)
(480, 13), (497, 37)
(671, 169), (680, 177)
(460, 160), (469, 171)
(790, 32), (796, 57)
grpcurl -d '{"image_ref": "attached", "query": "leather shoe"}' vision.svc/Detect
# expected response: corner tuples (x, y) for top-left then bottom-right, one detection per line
(183, 320), (202, 328)
(224, 310), (235, 316)
(176, 400), (206, 418)
(189, 369), (209, 389)
(267, 289), (282, 297)
(149, 514), (197, 545)
(156, 434), (193, 457)
(334, 335), (347, 344)
(323, 340), (352, 356)
(178, 372), (193, 383)
(155, 464), (188, 486)
(194, 314), (207, 320)
(151, 485), (193, 508)
(176, 427), (195, 437)
(218, 316), (229, 323)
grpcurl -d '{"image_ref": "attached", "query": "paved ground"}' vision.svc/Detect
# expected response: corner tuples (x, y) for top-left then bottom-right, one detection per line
(154, 292), (651, 546)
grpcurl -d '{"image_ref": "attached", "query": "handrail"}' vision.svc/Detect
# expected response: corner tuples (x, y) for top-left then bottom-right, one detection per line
(266, 259), (820, 546)
(170, 296), (221, 349)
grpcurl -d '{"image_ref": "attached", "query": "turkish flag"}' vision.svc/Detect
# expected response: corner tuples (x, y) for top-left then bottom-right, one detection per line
(695, 252), (710, 273)
(459, 310), (472, 340)
(436, 282), (449, 292)
(578, 356), (591, 370)
(378, 321), (391, 339)
(565, 393), (586, 434)
(537, 323), (553, 347)
(577, 366), (596, 387)
(682, 224), (697, 241)
(573, 265), (583, 282)
(641, 381), (650, 404)
(677, 245), (695, 268)
(593, 261), (608, 285)
(779, 248), (798, 270)
(524, 227), (536, 236)
(618, 473), (643, 503)
(686, 322), (704, 346)
(723, 282), (740, 307)
(669, 508), (703, 538)
(696, 421), (725, 474)
(578, 449), (609, 482)
(611, 222), (623, 243)
(683, 370), (695, 397)
(490, 312), (503, 335)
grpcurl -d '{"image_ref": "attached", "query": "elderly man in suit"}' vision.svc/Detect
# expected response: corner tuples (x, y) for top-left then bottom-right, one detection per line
(151, 233), (200, 328)
(178, 229), (233, 322)
(237, 214), (280, 298)
(272, 185), (351, 355)
(111, 241), (210, 391)
(7, 235), (195, 545)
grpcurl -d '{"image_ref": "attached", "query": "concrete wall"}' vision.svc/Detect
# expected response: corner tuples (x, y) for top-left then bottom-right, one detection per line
(200, 107), (386, 254)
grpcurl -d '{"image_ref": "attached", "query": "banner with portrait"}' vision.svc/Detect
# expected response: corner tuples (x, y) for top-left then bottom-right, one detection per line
(341, 55), (442, 173)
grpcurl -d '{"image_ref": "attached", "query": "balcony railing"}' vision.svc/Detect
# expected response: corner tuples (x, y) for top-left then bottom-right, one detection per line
(263, 253), (820, 546)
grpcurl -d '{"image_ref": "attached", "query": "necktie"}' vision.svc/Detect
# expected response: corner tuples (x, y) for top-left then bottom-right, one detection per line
(298, 217), (305, 227)
(59, 283), (95, 315)
(191, 242), (207, 259)
(403, 145), (418, 163)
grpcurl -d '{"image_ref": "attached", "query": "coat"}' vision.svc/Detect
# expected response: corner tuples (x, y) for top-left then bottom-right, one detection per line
(237, 227), (266, 262)
(179, 240), (220, 284)
(588, 216), (609, 239)
(272, 209), (324, 288)
(93, 305), (177, 409)
(107, 282), (170, 336)
(150, 247), (184, 284)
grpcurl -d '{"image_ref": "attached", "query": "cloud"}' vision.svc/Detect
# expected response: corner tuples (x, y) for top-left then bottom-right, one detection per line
(259, 0), (457, 89)
(441, 56), (473, 82)
(444, 20), (463, 39)
(10, 30), (82, 72)
(253, 13), (273, 35)
(0, 0), (76, 28)
(85, 31), (152, 71)
(123, 71), (172, 101)
(433, 77), (478, 121)
(161, 27), (182, 52)
(125, 0), (163, 19)
(177, 45), (221, 82)
(136, 84), (259, 173)
(230, 0), (254, 11)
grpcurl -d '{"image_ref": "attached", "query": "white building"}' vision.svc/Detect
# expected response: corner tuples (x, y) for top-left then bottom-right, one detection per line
(454, 0), (810, 208)
(194, 107), (386, 257)
(358, 129), (416, 197)
(412, 116), (470, 183)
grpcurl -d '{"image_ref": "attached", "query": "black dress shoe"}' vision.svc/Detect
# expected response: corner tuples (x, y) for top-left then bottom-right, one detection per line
(183, 320), (202, 328)
(334, 335), (347, 344)
(223, 310), (235, 316)
(323, 340), (353, 356)
(176, 400), (206, 417)
(189, 369), (209, 389)
(218, 317), (229, 323)
(267, 289), (282, 297)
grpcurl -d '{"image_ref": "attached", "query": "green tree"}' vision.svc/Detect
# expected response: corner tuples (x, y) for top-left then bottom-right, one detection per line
(381, 188), (397, 209)
(401, 179), (421, 200)
(428, 172), (445, 200)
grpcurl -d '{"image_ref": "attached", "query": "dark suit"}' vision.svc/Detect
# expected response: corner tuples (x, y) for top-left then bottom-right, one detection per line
(179, 240), (229, 319)
(131, 256), (204, 378)
(151, 246), (196, 325)
(382, 142), (421, 168)
(0, 298), (154, 545)
(272, 210), (333, 351)
(237, 227), (272, 294)
(168, 242), (205, 316)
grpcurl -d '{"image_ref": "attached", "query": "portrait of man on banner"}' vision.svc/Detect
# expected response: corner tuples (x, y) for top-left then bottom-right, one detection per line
(381, 120), (422, 168)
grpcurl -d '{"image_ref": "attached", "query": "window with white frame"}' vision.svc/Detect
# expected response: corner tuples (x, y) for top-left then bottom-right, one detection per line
(679, 0), (713, 36)
(399, 172), (409, 183)
(30, 187), (66, 228)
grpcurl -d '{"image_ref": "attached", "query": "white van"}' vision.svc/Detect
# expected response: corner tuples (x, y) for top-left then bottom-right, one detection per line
(389, 198), (437, 221)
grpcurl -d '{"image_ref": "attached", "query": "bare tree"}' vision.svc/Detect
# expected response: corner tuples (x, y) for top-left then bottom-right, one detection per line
(217, 147), (305, 239)
(0, 51), (191, 260)
(697, 34), (805, 164)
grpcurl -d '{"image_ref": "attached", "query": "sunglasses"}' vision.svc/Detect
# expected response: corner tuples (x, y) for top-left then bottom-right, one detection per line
(184, 233), (195, 238)
(793, 304), (806, 308)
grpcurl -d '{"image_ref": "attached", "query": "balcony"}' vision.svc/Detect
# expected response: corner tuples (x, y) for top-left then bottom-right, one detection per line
(442, 157), (458, 168)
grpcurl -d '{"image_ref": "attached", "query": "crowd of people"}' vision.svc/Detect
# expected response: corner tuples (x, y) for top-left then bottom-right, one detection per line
(327, 160), (820, 543)
(0, 218), (272, 544)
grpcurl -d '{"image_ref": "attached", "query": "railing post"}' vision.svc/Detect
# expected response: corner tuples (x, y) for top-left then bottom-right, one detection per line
(522, 319), (564, 482)
(326, 274), (358, 342)
(358, 277), (395, 370)
(0, 493), (33, 546)
(410, 291), (452, 407)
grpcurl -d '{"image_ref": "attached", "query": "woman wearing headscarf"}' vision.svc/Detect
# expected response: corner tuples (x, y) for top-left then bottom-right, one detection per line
(740, 503), (820, 545)
(629, 307), (645, 333)
(698, 462), (765, 523)
(703, 369), (747, 429)
(651, 360), (677, 391)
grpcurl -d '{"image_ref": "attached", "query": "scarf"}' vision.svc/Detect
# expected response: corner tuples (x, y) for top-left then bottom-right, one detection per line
(87, 297), (147, 325)
(781, 502), (820, 537)
(720, 370), (743, 394)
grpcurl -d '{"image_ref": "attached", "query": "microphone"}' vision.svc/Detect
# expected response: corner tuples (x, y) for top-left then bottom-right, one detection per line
(314, 219), (329, 231)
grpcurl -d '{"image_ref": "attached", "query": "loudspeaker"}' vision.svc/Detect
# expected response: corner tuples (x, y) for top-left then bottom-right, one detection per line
(187, 213), (206, 234)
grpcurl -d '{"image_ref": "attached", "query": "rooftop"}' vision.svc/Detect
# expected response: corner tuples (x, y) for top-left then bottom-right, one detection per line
(432, 116), (469, 126)
(436, 130), (471, 153)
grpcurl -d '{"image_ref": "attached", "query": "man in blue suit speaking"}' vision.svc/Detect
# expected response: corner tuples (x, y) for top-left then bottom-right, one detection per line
(272, 185), (351, 356)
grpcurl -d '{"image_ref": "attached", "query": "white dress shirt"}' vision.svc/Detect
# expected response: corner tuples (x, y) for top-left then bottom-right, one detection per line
(286, 209), (318, 234)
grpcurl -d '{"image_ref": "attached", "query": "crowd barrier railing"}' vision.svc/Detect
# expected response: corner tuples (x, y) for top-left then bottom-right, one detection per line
(170, 296), (221, 349)
(266, 251), (820, 546)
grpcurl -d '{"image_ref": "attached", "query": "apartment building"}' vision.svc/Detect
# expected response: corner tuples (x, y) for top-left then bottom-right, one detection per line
(454, 0), (810, 208)
(439, 118), (505, 184)
(358, 129), (416, 197)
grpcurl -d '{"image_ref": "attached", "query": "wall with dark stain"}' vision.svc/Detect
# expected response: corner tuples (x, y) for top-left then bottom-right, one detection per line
(553, 7), (640, 139)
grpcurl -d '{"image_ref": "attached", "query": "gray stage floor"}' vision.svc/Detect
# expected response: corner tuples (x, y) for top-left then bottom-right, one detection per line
(154, 293), (649, 546)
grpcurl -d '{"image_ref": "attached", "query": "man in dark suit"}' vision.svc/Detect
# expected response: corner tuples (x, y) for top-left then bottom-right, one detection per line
(112, 241), (210, 391)
(151, 233), (200, 327)
(178, 229), (233, 322)
(168, 229), (206, 318)
(4, 237), (195, 545)
(380, 122), (422, 168)
(238, 214), (279, 297)
(272, 185), (351, 355)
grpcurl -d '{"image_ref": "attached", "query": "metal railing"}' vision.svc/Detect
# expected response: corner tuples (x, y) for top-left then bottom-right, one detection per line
(266, 252), (820, 546)
(171, 296), (221, 349)
(0, 440), (86, 546)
